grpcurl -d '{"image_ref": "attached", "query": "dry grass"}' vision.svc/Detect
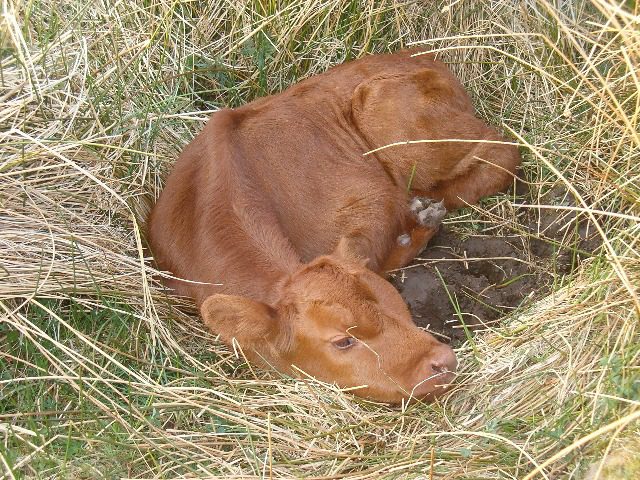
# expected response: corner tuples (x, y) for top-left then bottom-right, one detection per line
(1, 0), (638, 478)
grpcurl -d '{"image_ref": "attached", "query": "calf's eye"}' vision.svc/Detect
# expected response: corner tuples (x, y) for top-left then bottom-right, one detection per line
(332, 336), (357, 350)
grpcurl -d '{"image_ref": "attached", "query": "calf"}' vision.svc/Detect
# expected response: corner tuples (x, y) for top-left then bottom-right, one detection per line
(147, 49), (521, 403)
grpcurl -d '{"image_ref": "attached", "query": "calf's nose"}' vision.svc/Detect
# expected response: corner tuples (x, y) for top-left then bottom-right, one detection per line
(411, 344), (457, 399)
(431, 345), (458, 375)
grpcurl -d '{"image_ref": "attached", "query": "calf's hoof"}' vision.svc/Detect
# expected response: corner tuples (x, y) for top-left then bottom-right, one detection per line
(397, 233), (412, 246)
(409, 197), (447, 229)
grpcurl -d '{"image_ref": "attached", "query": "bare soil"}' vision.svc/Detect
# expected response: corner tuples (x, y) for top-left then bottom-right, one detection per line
(390, 189), (601, 345)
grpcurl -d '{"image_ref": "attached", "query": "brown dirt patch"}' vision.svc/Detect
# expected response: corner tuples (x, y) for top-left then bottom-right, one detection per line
(390, 189), (601, 345)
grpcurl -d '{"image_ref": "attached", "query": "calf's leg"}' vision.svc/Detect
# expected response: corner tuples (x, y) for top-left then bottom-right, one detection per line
(351, 67), (521, 211)
(415, 139), (521, 210)
(381, 197), (446, 272)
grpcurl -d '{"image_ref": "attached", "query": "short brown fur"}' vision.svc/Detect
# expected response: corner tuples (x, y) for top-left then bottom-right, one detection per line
(147, 49), (521, 403)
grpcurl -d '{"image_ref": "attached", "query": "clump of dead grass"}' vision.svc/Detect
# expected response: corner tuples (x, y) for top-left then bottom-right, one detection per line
(1, 0), (638, 478)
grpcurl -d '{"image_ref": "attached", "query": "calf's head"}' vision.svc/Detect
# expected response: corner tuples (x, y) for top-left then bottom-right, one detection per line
(201, 250), (457, 403)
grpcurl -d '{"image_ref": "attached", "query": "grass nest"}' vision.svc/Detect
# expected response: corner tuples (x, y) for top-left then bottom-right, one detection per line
(1, 1), (638, 478)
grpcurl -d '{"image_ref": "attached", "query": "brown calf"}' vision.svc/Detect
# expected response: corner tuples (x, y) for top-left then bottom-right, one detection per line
(147, 49), (521, 403)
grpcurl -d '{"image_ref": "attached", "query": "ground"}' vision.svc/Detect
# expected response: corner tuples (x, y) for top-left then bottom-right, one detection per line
(2, 1), (638, 478)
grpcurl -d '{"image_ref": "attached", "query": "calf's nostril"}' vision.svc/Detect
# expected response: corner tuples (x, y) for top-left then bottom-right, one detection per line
(431, 361), (448, 375)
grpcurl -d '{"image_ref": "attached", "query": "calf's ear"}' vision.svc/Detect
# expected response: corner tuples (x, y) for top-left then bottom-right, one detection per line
(200, 294), (289, 352)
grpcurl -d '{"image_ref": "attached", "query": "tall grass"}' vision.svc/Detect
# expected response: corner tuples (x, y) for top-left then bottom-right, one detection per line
(1, 0), (638, 478)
